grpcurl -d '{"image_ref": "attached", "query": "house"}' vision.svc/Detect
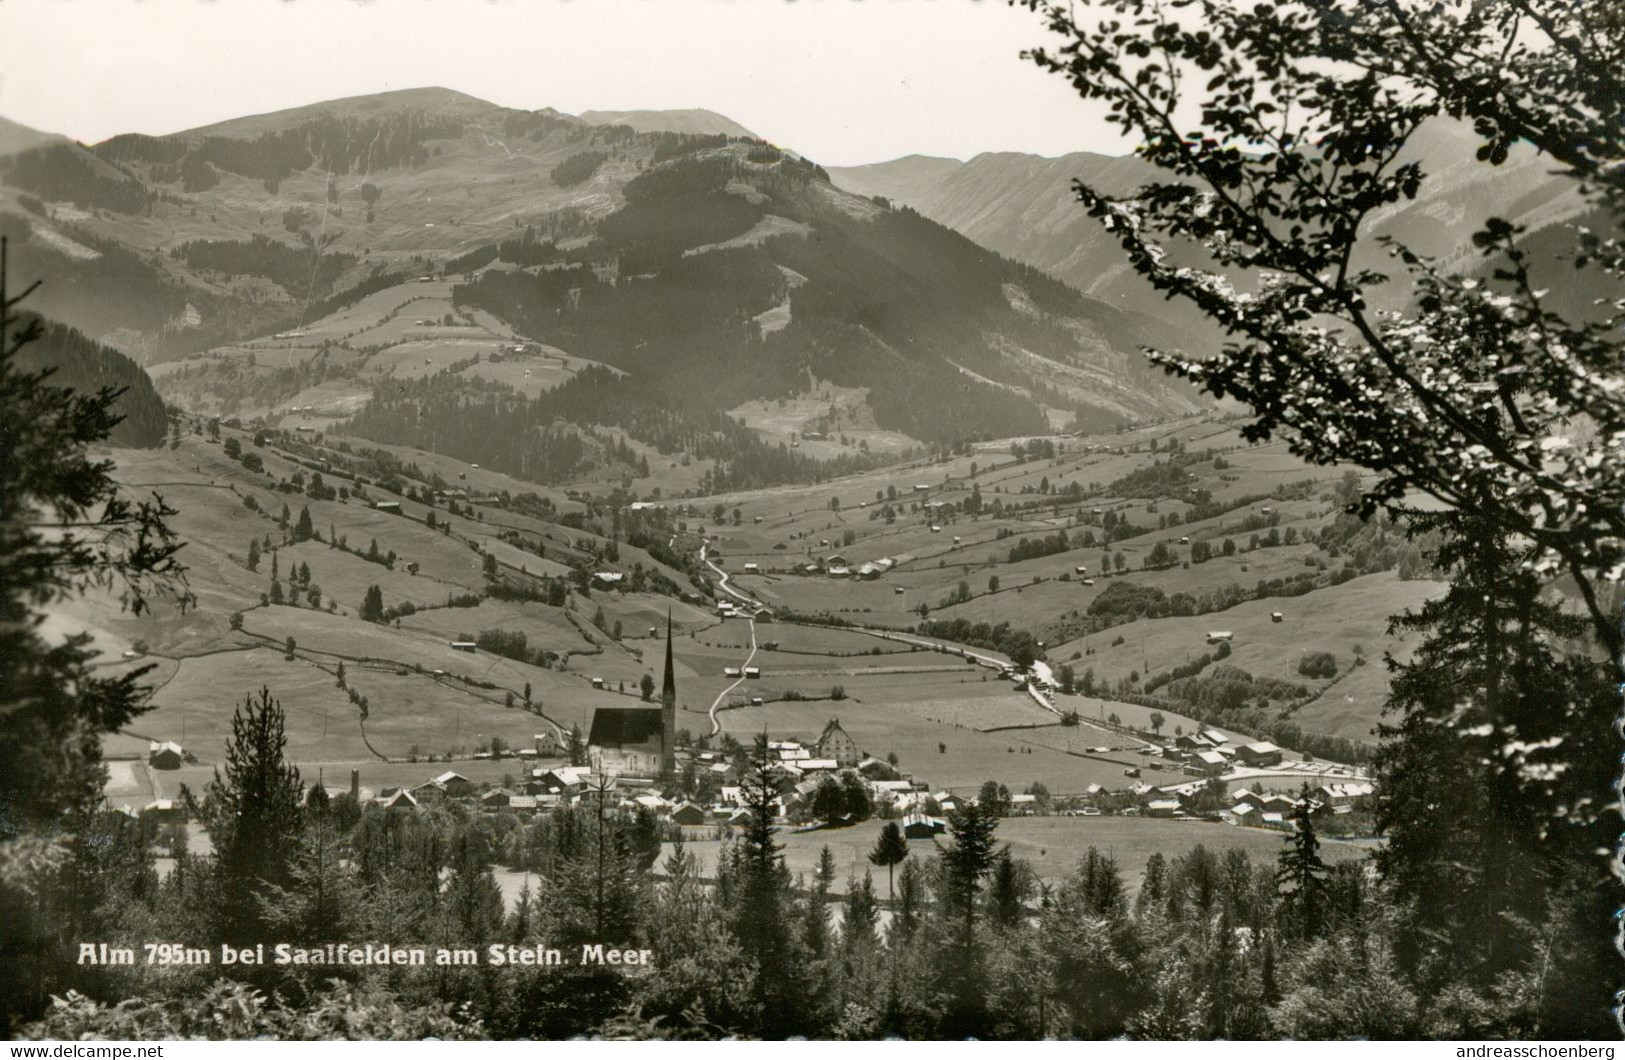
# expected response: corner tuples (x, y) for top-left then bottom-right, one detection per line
(142, 799), (182, 822)
(380, 789), (419, 813)
(824, 553), (850, 568)
(431, 771), (474, 798)
(671, 801), (707, 827)
(147, 741), (184, 770)
(815, 718), (862, 768)
(372, 500), (401, 513)
(1236, 742), (1283, 767)
(1145, 798), (1184, 818)
(508, 795), (539, 814)
(1271, 611), (1284, 623)
(1190, 750), (1228, 777)
(743, 666), (761, 679)
(903, 813), (946, 838)
(1313, 781), (1376, 808)
(799, 758), (839, 773)
(593, 571), (624, 587)
(533, 766), (592, 794)
(856, 563), (882, 579)
(724, 666), (742, 679)
(827, 566), (851, 579)
(1200, 728), (1229, 745)
(449, 641), (478, 653)
(743, 563), (759, 572)
(481, 789), (512, 808)
(1008, 793), (1038, 813)
(1206, 631), (1235, 644)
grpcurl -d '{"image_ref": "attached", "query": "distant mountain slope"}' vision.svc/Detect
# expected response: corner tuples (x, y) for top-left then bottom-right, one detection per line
(15, 312), (168, 446)
(0, 115), (65, 159)
(579, 108), (757, 139)
(830, 118), (1585, 341)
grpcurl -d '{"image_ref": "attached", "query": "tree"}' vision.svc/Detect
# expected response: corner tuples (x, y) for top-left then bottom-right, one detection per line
(0, 239), (187, 838)
(246, 538), (260, 572)
(728, 733), (805, 1035)
(566, 724), (586, 767)
(639, 673), (655, 702)
(201, 686), (304, 944)
(987, 575), (1000, 593)
(811, 776), (846, 828)
(1372, 508), (1616, 1023)
(1021, 0), (1623, 652)
(359, 584), (384, 623)
(868, 821), (908, 899)
(1277, 795), (1330, 942)
(936, 796), (1003, 1037)
(1148, 711), (1165, 736)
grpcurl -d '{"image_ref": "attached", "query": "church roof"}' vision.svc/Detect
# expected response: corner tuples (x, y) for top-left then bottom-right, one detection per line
(589, 706), (665, 754)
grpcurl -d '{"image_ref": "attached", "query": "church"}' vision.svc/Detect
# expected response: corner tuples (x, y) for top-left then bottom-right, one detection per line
(587, 614), (676, 779)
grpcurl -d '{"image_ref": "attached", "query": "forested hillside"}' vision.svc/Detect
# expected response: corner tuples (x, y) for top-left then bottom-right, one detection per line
(13, 313), (167, 446)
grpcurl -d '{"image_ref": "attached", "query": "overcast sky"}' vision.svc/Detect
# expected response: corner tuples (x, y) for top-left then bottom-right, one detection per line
(0, 0), (1127, 166)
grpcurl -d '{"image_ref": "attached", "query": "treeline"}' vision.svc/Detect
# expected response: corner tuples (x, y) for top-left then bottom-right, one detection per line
(12, 313), (168, 446)
(1, 143), (149, 214)
(98, 110), (465, 185)
(345, 367), (888, 491)
(550, 150), (609, 188)
(915, 618), (1041, 669)
(173, 235), (356, 300)
(11, 697), (1613, 1040)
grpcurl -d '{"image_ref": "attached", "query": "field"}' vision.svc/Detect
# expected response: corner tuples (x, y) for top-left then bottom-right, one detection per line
(652, 815), (1375, 897)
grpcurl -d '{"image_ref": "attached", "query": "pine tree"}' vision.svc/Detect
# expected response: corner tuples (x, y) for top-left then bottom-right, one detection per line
(1276, 795), (1329, 941)
(360, 584), (384, 623)
(730, 732), (805, 1035)
(293, 505), (313, 542)
(868, 821), (908, 899)
(201, 686), (304, 945)
(246, 538), (260, 572)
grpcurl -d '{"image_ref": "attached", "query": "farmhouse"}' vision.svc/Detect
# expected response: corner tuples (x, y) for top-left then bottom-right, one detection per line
(372, 501), (401, 513)
(1236, 742), (1284, 767)
(1314, 781), (1376, 808)
(815, 718), (861, 768)
(1190, 750), (1228, 777)
(431, 771), (474, 798)
(449, 641), (478, 653)
(903, 813), (946, 838)
(1206, 631), (1235, 644)
(671, 801), (707, 827)
(743, 666), (761, 679)
(380, 789), (419, 813)
(589, 616), (676, 778)
(593, 571), (625, 587)
(147, 741), (184, 770)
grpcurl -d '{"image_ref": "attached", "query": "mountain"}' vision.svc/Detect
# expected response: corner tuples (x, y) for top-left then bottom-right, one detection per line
(0, 115), (65, 159)
(579, 108), (758, 139)
(0, 86), (1208, 491)
(830, 118), (1586, 337)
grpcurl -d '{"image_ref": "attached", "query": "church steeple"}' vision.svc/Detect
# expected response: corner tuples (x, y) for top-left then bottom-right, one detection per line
(660, 610), (676, 776)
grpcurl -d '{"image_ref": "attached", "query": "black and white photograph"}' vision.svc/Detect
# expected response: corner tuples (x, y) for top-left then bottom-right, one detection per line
(0, 0), (1621, 1042)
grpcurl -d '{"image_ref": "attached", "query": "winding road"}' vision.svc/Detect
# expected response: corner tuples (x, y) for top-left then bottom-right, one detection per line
(699, 542), (772, 735)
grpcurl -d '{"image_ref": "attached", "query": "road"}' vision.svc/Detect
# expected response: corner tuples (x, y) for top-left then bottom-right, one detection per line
(699, 542), (768, 735)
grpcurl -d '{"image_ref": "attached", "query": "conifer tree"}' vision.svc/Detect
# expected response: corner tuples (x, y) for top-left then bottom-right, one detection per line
(1276, 796), (1329, 941)
(868, 821), (908, 899)
(201, 686), (304, 945)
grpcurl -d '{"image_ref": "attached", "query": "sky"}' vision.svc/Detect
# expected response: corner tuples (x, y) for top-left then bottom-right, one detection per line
(0, 0), (1128, 166)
